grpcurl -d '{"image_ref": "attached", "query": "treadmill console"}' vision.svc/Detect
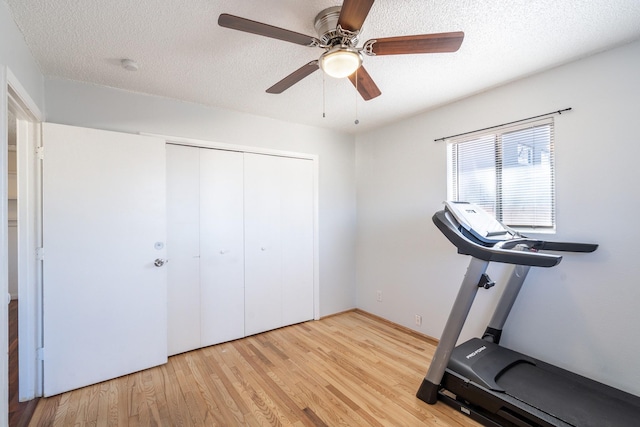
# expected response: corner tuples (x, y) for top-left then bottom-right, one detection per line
(444, 201), (517, 244)
(433, 202), (597, 268)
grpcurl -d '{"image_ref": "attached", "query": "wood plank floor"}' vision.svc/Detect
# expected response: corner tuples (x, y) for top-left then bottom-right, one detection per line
(9, 299), (39, 427)
(29, 310), (479, 426)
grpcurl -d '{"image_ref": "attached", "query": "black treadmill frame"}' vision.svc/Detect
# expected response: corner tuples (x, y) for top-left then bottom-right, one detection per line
(414, 205), (640, 427)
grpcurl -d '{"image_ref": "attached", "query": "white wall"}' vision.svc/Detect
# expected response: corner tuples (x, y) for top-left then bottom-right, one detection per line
(44, 79), (357, 317)
(356, 39), (640, 396)
(0, 1), (45, 111)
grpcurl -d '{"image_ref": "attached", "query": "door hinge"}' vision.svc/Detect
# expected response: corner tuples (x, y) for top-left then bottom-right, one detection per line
(36, 146), (44, 160)
(36, 247), (45, 261)
(37, 347), (45, 361)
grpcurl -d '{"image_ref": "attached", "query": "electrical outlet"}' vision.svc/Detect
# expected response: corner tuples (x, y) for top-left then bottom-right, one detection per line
(415, 315), (422, 326)
(376, 290), (382, 302)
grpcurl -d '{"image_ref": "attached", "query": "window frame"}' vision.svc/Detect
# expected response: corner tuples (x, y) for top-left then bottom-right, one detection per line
(446, 117), (556, 233)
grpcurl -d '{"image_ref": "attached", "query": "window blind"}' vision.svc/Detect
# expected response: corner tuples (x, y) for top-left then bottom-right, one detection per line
(448, 118), (555, 231)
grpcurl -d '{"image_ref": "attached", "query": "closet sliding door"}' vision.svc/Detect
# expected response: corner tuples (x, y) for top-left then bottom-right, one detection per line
(279, 156), (314, 327)
(166, 145), (201, 355)
(244, 153), (314, 336)
(167, 145), (244, 355)
(244, 154), (282, 335)
(199, 148), (244, 347)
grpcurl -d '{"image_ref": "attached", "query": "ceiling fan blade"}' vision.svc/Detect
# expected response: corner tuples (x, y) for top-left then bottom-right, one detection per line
(338, 0), (375, 31)
(266, 61), (320, 94)
(367, 32), (464, 55)
(348, 66), (381, 101)
(218, 13), (318, 46)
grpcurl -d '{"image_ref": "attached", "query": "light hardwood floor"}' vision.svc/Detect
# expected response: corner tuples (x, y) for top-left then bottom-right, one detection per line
(9, 300), (39, 426)
(29, 310), (479, 426)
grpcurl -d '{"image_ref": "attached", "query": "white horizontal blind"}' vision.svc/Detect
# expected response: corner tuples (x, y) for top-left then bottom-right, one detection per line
(452, 134), (497, 218)
(448, 118), (555, 231)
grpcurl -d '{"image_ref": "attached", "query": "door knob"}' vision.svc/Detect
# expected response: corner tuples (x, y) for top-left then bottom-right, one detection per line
(154, 258), (168, 267)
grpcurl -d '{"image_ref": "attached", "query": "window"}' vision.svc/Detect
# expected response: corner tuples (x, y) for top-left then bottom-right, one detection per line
(447, 118), (555, 232)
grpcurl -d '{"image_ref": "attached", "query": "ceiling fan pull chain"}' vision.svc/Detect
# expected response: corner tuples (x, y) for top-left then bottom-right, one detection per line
(322, 71), (326, 118)
(354, 68), (359, 125)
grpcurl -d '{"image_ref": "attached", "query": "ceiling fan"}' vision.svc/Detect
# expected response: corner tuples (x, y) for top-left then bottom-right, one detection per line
(218, 0), (464, 101)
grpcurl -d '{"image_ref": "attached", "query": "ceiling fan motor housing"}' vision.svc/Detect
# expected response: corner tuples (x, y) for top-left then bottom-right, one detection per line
(314, 6), (359, 47)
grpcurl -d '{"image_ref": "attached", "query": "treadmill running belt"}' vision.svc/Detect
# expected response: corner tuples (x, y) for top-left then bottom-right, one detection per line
(496, 363), (640, 427)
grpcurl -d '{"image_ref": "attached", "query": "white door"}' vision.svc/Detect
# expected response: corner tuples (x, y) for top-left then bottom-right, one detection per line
(166, 145), (201, 355)
(166, 145), (245, 354)
(245, 154), (283, 335)
(280, 157), (314, 326)
(244, 154), (314, 335)
(199, 148), (244, 346)
(42, 123), (167, 396)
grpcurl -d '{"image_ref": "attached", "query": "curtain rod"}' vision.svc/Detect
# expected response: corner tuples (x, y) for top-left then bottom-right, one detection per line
(434, 107), (572, 142)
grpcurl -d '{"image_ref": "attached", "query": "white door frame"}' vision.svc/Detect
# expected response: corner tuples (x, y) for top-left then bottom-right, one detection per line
(148, 133), (321, 321)
(1, 66), (44, 414)
(0, 65), (8, 427)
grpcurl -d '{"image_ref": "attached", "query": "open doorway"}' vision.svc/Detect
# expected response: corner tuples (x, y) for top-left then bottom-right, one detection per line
(5, 77), (43, 426)
(7, 108), (37, 426)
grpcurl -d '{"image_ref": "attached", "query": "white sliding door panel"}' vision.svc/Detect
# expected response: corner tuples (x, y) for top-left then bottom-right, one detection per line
(42, 123), (167, 396)
(199, 148), (245, 346)
(245, 154), (314, 335)
(245, 154), (283, 336)
(280, 157), (314, 326)
(166, 145), (201, 355)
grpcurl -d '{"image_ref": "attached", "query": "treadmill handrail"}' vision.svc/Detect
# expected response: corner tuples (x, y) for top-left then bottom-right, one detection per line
(528, 241), (598, 252)
(433, 210), (562, 268)
(495, 238), (598, 253)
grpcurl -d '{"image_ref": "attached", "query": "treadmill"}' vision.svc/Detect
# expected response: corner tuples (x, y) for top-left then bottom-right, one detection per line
(416, 201), (640, 427)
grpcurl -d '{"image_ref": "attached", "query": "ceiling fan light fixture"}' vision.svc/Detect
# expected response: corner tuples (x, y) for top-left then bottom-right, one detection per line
(320, 46), (362, 78)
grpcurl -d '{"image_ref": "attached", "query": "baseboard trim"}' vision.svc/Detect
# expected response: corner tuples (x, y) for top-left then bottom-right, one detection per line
(319, 308), (357, 320)
(320, 308), (439, 345)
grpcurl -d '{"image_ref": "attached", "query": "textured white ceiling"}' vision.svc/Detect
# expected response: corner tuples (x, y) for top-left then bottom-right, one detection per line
(5, 0), (640, 133)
